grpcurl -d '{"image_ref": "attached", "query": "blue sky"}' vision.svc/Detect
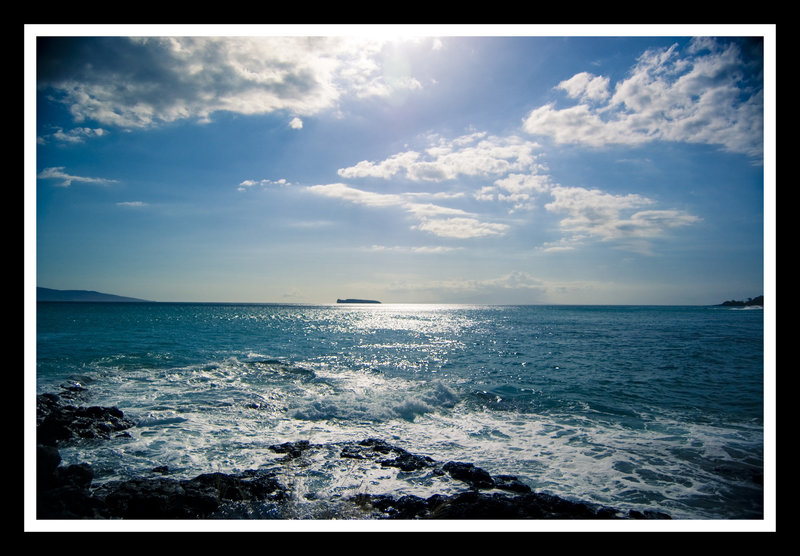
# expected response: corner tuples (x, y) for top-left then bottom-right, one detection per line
(27, 26), (775, 304)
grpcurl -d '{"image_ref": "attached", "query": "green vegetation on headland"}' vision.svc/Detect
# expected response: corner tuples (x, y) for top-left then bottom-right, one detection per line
(717, 295), (763, 307)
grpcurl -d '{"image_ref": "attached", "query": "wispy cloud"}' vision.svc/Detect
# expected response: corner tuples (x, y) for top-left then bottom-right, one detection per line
(238, 178), (291, 191)
(366, 245), (462, 254)
(383, 270), (574, 298)
(37, 167), (118, 187)
(38, 126), (108, 145)
(116, 201), (147, 208)
(412, 217), (509, 239)
(544, 185), (701, 253)
(522, 38), (763, 160)
(307, 182), (508, 239)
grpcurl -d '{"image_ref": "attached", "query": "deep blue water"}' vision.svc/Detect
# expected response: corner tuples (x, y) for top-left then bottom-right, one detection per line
(35, 302), (765, 520)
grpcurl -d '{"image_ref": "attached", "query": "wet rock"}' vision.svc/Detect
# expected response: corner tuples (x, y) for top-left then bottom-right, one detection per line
(442, 461), (495, 489)
(36, 393), (135, 446)
(37, 443), (287, 519)
(62, 468), (288, 519)
(380, 451), (435, 472)
(492, 474), (532, 494)
(351, 493), (431, 519)
(341, 438), (391, 459)
(36, 444), (108, 519)
(97, 477), (219, 519)
(350, 490), (643, 520)
(269, 440), (313, 460)
(426, 491), (622, 519)
(189, 470), (285, 503)
(627, 509), (673, 519)
(340, 438), (435, 471)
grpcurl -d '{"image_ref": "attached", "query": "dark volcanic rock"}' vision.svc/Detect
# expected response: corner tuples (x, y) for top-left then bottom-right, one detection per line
(352, 490), (665, 520)
(95, 470), (286, 519)
(38, 455), (288, 520)
(36, 445), (108, 519)
(36, 392), (135, 446)
(97, 477), (216, 519)
(427, 491), (621, 519)
(492, 474), (533, 494)
(35, 390), (672, 520)
(442, 461), (496, 490)
(380, 451), (435, 472)
(351, 493), (432, 519)
(269, 440), (313, 460)
(340, 438), (435, 472)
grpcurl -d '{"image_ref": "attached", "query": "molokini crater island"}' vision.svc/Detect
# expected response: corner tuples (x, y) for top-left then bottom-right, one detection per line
(337, 298), (381, 304)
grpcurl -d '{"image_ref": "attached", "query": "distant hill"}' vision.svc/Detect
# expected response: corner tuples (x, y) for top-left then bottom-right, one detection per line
(717, 295), (763, 307)
(37, 287), (150, 302)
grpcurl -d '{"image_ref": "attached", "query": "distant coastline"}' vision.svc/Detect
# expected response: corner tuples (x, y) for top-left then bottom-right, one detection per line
(717, 295), (763, 307)
(37, 287), (150, 303)
(33, 288), (764, 307)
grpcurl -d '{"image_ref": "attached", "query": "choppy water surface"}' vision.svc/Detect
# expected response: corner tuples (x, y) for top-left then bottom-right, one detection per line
(35, 303), (765, 520)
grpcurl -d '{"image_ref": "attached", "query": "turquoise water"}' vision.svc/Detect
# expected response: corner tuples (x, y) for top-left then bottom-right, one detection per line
(35, 303), (765, 519)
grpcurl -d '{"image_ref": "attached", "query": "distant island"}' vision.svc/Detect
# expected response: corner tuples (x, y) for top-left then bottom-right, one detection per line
(37, 287), (150, 303)
(717, 295), (763, 307)
(337, 298), (381, 304)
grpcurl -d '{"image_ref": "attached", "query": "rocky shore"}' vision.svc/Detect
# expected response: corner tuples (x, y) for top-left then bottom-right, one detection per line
(36, 388), (672, 520)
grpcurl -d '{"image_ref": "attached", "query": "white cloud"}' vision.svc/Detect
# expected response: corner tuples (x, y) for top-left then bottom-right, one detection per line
(413, 217), (509, 239)
(39, 127), (108, 144)
(307, 183), (508, 239)
(37, 167), (118, 187)
(556, 72), (610, 102)
(337, 133), (542, 182)
(367, 245), (461, 254)
(474, 172), (553, 212)
(39, 36), (428, 131)
(237, 178), (291, 191)
(544, 185), (701, 252)
(307, 183), (406, 208)
(338, 151), (423, 180)
(316, 118), (701, 248)
(116, 201), (147, 208)
(289, 117), (303, 129)
(523, 38), (763, 159)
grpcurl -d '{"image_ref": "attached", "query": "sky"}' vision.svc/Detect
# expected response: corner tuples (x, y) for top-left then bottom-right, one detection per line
(27, 25), (775, 305)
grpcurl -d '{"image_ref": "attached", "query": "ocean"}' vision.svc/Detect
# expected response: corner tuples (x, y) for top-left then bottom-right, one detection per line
(33, 302), (766, 523)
